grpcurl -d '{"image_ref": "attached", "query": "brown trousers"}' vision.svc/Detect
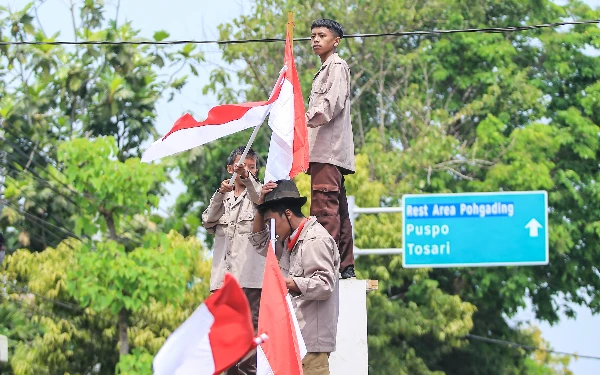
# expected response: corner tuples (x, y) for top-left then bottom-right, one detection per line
(224, 288), (261, 375)
(309, 162), (355, 272)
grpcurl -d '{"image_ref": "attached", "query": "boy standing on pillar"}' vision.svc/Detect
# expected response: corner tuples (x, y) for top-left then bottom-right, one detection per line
(306, 19), (356, 279)
(201, 146), (264, 375)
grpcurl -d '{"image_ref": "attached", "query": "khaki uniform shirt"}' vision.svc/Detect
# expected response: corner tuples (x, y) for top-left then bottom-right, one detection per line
(202, 176), (265, 291)
(306, 53), (356, 174)
(250, 217), (340, 353)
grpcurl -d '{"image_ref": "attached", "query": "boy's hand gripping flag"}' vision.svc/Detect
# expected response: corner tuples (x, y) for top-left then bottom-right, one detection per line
(153, 273), (262, 375)
(141, 70), (287, 163)
(256, 240), (307, 375)
(264, 27), (309, 182)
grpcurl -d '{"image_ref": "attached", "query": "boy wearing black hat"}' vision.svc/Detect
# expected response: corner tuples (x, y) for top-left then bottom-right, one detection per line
(306, 18), (356, 279)
(250, 179), (340, 375)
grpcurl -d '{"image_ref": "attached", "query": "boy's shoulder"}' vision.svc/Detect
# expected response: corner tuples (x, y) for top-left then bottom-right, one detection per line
(328, 54), (349, 74)
(331, 54), (349, 67)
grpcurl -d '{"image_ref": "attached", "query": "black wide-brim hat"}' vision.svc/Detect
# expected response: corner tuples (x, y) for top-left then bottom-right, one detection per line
(256, 180), (307, 211)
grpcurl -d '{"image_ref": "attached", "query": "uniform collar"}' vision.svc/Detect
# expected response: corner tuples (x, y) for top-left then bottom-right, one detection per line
(287, 216), (317, 252)
(313, 53), (338, 80)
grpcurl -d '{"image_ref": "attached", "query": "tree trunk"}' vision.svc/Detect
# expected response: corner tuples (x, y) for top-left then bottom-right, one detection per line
(118, 307), (129, 356)
(105, 211), (118, 241)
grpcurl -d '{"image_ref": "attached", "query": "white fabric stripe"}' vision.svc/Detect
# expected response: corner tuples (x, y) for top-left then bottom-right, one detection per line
(141, 103), (275, 162)
(265, 79), (295, 182)
(286, 293), (307, 359)
(153, 304), (216, 375)
(256, 345), (275, 375)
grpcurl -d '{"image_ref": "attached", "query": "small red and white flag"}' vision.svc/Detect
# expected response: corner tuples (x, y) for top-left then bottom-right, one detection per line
(264, 28), (309, 182)
(141, 70), (287, 163)
(153, 273), (261, 375)
(256, 241), (307, 375)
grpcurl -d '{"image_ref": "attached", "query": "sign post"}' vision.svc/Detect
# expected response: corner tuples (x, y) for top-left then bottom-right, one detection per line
(402, 191), (548, 268)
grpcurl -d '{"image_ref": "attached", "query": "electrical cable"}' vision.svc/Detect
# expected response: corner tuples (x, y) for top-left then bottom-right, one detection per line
(467, 334), (600, 360)
(1, 279), (115, 325)
(0, 19), (598, 46)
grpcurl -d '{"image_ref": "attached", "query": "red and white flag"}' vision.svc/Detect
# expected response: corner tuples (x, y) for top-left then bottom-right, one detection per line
(141, 70), (287, 163)
(256, 241), (307, 375)
(264, 28), (309, 182)
(153, 273), (259, 375)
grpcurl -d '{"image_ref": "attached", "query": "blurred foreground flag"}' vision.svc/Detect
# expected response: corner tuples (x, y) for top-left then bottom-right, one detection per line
(153, 274), (258, 375)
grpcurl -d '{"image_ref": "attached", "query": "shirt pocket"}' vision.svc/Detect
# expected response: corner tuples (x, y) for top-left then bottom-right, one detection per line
(289, 253), (304, 277)
(236, 210), (254, 234)
(314, 81), (328, 94)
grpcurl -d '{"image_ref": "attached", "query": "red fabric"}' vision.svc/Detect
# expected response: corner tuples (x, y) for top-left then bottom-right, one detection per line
(258, 242), (304, 375)
(204, 273), (256, 374)
(288, 218), (309, 251)
(284, 29), (309, 179)
(161, 73), (286, 141)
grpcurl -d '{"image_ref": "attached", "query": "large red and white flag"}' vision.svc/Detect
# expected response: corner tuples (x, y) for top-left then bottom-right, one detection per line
(264, 28), (309, 182)
(141, 69), (287, 163)
(153, 274), (258, 375)
(256, 241), (307, 375)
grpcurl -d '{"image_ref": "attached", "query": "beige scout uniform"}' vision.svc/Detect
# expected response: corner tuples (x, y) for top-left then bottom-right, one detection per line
(250, 217), (340, 353)
(306, 53), (355, 174)
(202, 176), (265, 291)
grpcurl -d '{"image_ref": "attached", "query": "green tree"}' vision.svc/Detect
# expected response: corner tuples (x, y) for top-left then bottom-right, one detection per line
(0, 0), (203, 251)
(1, 137), (212, 373)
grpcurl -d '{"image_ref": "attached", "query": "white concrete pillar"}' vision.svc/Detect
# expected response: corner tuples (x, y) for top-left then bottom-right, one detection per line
(0, 334), (8, 363)
(329, 279), (369, 375)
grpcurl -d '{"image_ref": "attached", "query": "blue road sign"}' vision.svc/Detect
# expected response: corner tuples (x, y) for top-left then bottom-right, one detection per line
(402, 191), (548, 268)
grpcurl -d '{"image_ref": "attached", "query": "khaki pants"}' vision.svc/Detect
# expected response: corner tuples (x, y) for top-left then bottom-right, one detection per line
(302, 352), (331, 375)
(309, 162), (354, 272)
(224, 288), (261, 375)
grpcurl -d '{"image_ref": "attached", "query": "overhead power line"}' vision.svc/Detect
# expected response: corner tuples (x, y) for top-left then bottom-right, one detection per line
(467, 334), (600, 361)
(1, 279), (115, 325)
(0, 19), (598, 47)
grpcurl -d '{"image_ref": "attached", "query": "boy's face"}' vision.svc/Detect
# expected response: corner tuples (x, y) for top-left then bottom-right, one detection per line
(227, 155), (258, 181)
(311, 27), (340, 57)
(263, 210), (292, 241)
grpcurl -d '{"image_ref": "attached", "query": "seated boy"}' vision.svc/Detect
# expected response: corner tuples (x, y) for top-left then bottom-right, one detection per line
(306, 18), (356, 279)
(250, 179), (340, 375)
(201, 146), (264, 375)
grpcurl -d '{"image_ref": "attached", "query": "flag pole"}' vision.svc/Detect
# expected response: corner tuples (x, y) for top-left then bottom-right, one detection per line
(228, 125), (262, 186)
(228, 13), (294, 186)
(270, 218), (277, 252)
(287, 11), (294, 50)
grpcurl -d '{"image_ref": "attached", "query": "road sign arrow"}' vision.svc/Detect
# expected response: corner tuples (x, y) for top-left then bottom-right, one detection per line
(525, 218), (543, 237)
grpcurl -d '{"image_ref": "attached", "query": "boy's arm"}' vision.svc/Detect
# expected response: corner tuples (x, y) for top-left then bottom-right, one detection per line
(289, 237), (337, 300)
(241, 172), (262, 204)
(201, 190), (226, 230)
(305, 63), (350, 128)
(249, 181), (277, 257)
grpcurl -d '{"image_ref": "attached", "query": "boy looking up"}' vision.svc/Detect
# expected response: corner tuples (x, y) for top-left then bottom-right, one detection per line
(201, 146), (264, 375)
(306, 19), (356, 279)
(250, 180), (340, 375)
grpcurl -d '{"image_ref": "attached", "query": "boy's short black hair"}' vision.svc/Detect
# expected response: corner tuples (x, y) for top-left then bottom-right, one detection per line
(227, 146), (259, 166)
(258, 200), (305, 218)
(311, 19), (344, 38)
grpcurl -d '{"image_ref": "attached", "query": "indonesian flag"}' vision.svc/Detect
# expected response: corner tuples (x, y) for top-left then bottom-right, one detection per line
(264, 28), (309, 182)
(256, 241), (307, 375)
(153, 274), (260, 375)
(141, 69), (287, 163)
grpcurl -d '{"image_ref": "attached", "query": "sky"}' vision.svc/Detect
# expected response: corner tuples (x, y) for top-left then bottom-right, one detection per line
(6, 0), (600, 374)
